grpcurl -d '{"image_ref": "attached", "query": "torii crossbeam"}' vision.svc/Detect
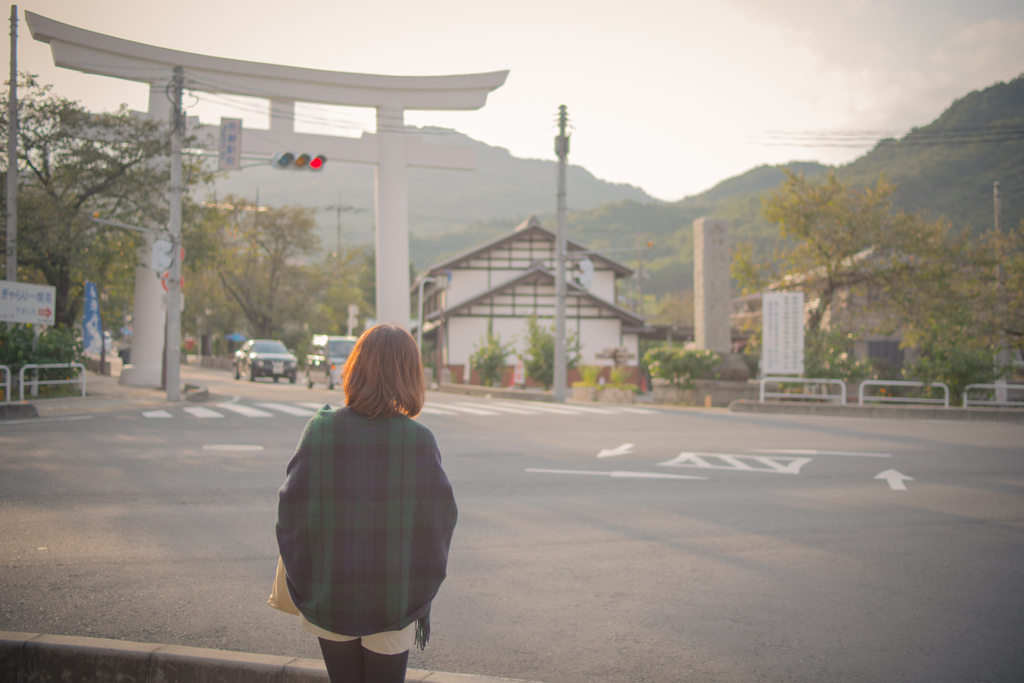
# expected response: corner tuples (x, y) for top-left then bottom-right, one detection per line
(27, 11), (507, 386)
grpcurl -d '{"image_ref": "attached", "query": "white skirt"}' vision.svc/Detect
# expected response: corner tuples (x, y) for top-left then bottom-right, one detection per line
(299, 612), (416, 655)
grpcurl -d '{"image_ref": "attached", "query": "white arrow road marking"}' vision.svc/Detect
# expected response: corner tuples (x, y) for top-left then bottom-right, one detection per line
(526, 468), (706, 480)
(875, 469), (914, 490)
(597, 443), (635, 458)
(659, 452), (813, 475)
(750, 448), (891, 458)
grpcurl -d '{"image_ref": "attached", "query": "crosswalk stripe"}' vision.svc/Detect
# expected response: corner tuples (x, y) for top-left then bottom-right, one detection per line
(615, 406), (657, 414)
(295, 402), (331, 411)
(451, 402), (540, 415)
(554, 403), (620, 414)
(435, 404), (503, 416)
(183, 406), (224, 418)
(255, 403), (318, 416)
(142, 410), (173, 418)
(419, 406), (460, 416)
(216, 403), (275, 418)
(488, 401), (583, 415)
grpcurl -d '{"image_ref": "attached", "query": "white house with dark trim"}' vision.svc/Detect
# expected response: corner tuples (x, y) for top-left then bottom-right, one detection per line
(413, 216), (645, 385)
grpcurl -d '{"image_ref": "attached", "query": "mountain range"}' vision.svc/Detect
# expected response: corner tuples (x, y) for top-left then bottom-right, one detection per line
(212, 74), (1023, 301)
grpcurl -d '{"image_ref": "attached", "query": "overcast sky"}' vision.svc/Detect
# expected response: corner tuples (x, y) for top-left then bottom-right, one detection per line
(8, 0), (1024, 201)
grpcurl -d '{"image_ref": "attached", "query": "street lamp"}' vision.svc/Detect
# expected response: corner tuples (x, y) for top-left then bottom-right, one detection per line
(416, 277), (437, 350)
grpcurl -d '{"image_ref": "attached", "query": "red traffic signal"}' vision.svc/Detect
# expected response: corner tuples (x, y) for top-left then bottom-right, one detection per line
(271, 153), (327, 171)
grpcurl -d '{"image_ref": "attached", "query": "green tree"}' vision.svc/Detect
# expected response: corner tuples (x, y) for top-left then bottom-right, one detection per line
(1, 75), (181, 327)
(469, 319), (515, 387)
(518, 315), (582, 390)
(734, 170), (948, 332)
(803, 327), (875, 383)
(212, 197), (320, 340)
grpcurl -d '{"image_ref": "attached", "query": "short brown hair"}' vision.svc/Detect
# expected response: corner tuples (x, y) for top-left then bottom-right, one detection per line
(343, 323), (425, 419)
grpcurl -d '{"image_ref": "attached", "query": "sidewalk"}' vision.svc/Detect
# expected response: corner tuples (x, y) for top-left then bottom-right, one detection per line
(0, 631), (541, 683)
(2, 357), (182, 420)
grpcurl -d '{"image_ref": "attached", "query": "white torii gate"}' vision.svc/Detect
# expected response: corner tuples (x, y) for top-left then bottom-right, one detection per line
(26, 11), (507, 387)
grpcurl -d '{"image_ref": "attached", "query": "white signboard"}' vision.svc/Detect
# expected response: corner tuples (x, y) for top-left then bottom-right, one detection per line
(218, 118), (243, 170)
(0, 282), (57, 326)
(761, 291), (804, 375)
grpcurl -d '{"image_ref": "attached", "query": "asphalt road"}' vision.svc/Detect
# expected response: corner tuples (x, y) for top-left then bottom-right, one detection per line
(1, 366), (1022, 683)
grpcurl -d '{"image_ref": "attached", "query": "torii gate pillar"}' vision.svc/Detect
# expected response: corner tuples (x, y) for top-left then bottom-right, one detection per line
(27, 11), (507, 372)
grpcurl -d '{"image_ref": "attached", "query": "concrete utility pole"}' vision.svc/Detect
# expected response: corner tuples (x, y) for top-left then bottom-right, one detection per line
(553, 105), (569, 403)
(994, 181), (1001, 231)
(165, 66), (183, 402)
(5, 5), (17, 282)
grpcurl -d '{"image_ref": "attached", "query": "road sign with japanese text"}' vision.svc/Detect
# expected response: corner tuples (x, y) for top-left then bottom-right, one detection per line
(0, 282), (57, 326)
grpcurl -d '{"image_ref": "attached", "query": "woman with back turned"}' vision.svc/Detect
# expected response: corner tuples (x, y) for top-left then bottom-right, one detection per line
(277, 323), (458, 683)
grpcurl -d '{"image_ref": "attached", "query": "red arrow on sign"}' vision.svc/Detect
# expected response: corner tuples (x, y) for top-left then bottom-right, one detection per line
(39, 308), (52, 318)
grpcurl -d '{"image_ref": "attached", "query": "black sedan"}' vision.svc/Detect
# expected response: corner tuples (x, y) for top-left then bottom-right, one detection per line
(233, 339), (298, 383)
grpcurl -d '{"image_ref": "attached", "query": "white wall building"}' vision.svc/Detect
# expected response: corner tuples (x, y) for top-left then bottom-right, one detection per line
(414, 216), (644, 384)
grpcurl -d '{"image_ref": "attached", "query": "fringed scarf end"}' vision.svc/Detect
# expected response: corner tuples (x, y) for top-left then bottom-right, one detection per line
(415, 608), (431, 650)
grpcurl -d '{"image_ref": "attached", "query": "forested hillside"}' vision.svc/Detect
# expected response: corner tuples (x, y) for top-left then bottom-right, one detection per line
(413, 75), (1023, 319)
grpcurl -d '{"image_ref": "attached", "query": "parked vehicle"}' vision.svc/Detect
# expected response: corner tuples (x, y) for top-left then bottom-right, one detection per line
(306, 334), (357, 389)
(233, 339), (298, 383)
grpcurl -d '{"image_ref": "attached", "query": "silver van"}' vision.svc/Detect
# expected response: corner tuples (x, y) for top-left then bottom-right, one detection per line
(306, 334), (357, 389)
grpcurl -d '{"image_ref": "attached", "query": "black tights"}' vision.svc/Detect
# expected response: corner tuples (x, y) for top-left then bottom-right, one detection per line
(318, 637), (409, 683)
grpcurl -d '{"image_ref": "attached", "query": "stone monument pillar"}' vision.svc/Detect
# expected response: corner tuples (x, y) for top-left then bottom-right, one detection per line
(694, 217), (731, 353)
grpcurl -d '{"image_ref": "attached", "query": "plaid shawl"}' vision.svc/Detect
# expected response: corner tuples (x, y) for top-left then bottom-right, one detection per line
(277, 405), (457, 648)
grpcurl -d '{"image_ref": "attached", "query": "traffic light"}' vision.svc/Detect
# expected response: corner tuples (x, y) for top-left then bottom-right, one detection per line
(271, 152), (327, 170)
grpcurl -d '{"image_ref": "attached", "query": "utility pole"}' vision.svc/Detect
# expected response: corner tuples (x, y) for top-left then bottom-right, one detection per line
(5, 5), (17, 282)
(553, 105), (569, 403)
(165, 66), (184, 402)
(994, 181), (1001, 232)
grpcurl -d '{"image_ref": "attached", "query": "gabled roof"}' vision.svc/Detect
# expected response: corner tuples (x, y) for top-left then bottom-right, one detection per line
(427, 263), (645, 327)
(415, 215), (634, 286)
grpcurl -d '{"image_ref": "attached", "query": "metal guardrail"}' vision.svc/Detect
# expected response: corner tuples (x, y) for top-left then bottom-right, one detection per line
(962, 383), (1024, 408)
(759, 377), (846, 404)
(0, 365), (10, 403)
(859, 379), (949, 408)
(18, 363), (87, 401)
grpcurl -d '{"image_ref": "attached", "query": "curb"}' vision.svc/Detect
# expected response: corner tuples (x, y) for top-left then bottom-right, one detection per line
(728, 399), (1024, 423)
(0, 632), (542, 683)
(0, 403), (38, 420)
(436, 383), (556, 403)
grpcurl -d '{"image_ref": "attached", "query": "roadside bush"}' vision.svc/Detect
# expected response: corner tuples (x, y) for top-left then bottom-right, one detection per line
(0, 323), (84, 398)
(519, 316), (582, 390)
(643, 347), (720, 390)
(469, 320), (515, 387)
(803, 328), (874, 382)
(573, 364), (601, 387)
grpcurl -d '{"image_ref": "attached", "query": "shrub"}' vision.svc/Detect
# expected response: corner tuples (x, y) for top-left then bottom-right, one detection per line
(519, 316), (582, 390)
(573, 364), (601, 387)
(643, 347), (721, 390)
(469, 320), (515, 387)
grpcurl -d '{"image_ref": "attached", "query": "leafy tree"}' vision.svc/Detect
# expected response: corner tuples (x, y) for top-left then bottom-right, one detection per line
(1, 75), (178, 327)
(518, 315), (582, 390)
(735, 170), (948, 332)
(469, 319), (515, 387)
(212, 197), (320, 340)
(642, 347), (720, 390)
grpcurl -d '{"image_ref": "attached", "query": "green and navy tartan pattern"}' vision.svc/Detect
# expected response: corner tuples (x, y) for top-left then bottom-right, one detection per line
(277, 405), (457, 641)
